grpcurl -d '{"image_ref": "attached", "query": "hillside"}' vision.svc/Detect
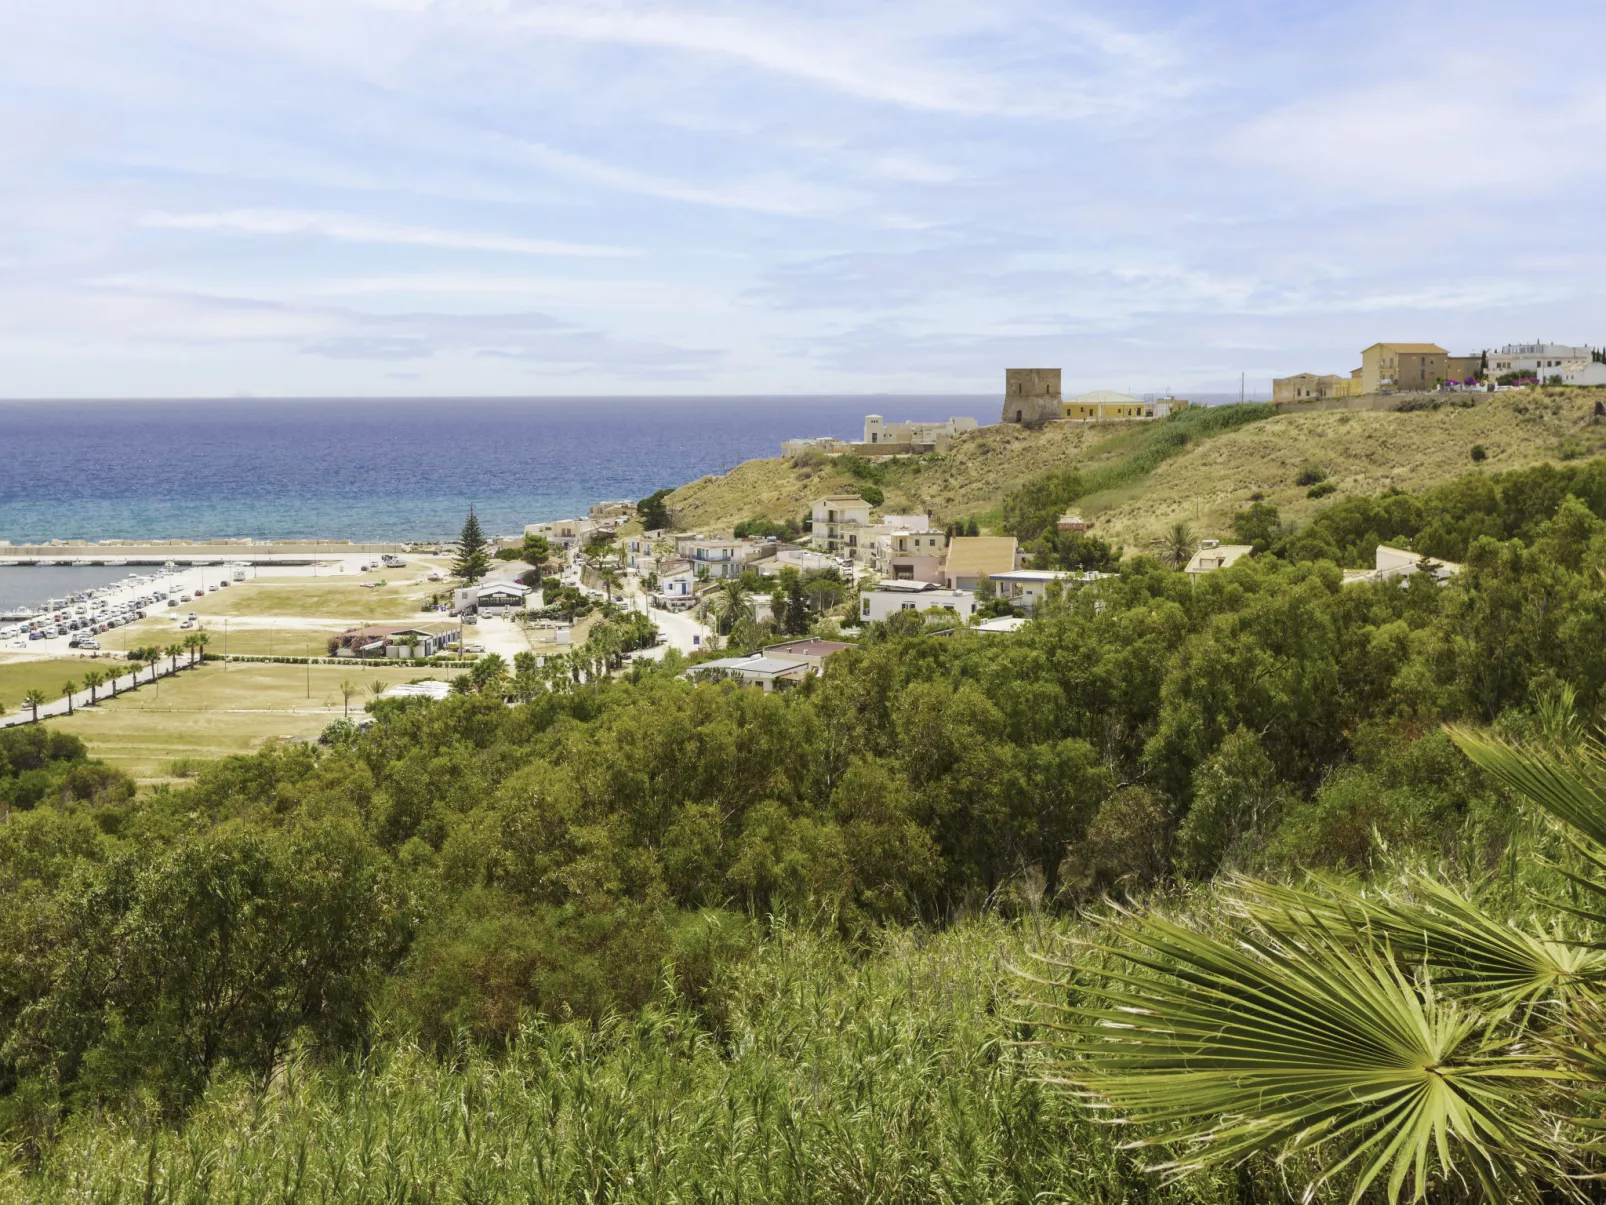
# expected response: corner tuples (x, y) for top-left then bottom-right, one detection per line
(665, 388), (1606, 548)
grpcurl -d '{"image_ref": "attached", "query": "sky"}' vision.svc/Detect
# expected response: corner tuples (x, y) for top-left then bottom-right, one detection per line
(1, 0), (1603, 398)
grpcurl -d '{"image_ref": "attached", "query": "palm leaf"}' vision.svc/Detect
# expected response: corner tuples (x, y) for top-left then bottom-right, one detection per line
(1447, 726), (1606, 848)
(1234, 876), (1606, 1010)
(1023, 905), (1573, 1204)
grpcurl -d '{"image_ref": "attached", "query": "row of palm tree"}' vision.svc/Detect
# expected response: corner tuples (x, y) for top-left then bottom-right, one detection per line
(1027, 718), (1606, 1202)
(9, 632), (214, 726)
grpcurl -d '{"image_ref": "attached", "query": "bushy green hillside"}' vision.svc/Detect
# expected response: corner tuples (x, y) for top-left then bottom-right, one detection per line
(8, 459), (1606, 1200)
(666, 388), (1606, 549)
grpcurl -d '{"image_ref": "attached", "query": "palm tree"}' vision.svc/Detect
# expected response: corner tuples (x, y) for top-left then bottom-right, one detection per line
(338, 679), (359, 717)
(368, 680), (388, 702)
(23, 689), (46, 723)
(82, 669), (104, 705)
(706, 579), (755, 635)
(165, 643), (183, 675)
(1155, 520), (1196, 570)
(598, 565), (621, 602)
(1026, 725), (1606, 1203)
(61, 681), (76, 716)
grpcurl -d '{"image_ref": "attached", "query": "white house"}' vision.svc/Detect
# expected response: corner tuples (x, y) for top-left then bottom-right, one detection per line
(862, 415), (978, 447)
(987, 568), (1110, 613)
(756, 547), (839, 576)
(860, 580), (977, 624)
(687, 653), (813, 692)
(1487, 343), (1594, 378)
(674, 537), (766, 580)
(1344, 545), (1462, 585)
(455, 580), (534, 614)
(1563, 360), (1606, 387)
(1184, 540), (1252, 580)
(652, 558), (698, 609)
(525, 517), (599, 549)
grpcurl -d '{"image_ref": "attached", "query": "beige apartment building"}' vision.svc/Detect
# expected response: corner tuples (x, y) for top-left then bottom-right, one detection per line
(1272, 371), (1362, 402)
(810, 495), (873, 558)
(1358, 343), (1448, 393)
(1276, 342), (1456, 401)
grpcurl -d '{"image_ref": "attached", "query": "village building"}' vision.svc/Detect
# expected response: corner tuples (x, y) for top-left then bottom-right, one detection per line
(1563, 360), (1606, 386)
(652, 557), (698, 609)
(761, 639), (852, 672)
(1273, 371), (1363, 402)
(687, 654), (812, 692)
(1343, 545), (1463, 586)
(867, 521), (947, 571)
(455, 580), (534, 615)
(943, 536), (1019, 591)
(755, 547), (839, 577)
(385, 680), (454, 700)
(1056, 513), (1088, 532)
(333, 623), (460, 659)
(1487, 343), (1594, 379)
(686, 639), (849, 692)
(524, 517), (599, 548)
(1062, 391), (1190, 421)
(1184, 540), (1253, 580)
(810, 495), (874, 558)
(1359, 343), (1449, 393)
(988, 568), (1109, 613)
(587, 500), (636, 522)
(673, 536), (768, 579)
(862, 414), (978, 449)
(974, 615), (1028, 634)
(859, 580), (978, 624)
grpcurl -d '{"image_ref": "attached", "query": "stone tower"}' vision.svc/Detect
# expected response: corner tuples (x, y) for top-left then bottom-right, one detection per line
(1001, 369), (1062, 424)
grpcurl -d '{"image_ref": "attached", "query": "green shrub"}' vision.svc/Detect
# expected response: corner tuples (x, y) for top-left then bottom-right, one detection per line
(1305, 480), (1337, 499)
(1293, 461), (1327, 487)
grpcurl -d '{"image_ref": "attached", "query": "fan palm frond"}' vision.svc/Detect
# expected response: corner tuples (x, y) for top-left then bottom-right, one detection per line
(1234, 877), (1606, 1010)
(1025, 907), (1573, 1203)
(1448, 726), (1606, 848)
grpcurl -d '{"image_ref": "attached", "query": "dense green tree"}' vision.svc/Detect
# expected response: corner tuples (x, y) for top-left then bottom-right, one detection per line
(452, 507), (492, 583)
(637, 488), (674, 531)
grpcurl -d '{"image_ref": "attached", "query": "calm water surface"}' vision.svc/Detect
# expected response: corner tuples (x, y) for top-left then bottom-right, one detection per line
(0, 396), (990, 544)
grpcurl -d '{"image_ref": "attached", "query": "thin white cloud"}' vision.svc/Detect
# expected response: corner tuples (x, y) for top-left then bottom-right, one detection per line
(493, 136), (859, 216)
(142, 209), (637, 257)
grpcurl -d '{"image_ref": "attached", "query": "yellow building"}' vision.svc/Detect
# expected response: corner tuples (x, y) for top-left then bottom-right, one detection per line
(1061, 391), (1188, 421)
(1359, 343), (1447, 393)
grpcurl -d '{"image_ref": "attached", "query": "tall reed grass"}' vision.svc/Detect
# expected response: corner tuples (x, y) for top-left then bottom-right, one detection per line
(8, 920), (1231, 1204)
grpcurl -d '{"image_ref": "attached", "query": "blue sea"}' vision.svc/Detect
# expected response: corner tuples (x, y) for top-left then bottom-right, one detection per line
(0, 396), (993, 545)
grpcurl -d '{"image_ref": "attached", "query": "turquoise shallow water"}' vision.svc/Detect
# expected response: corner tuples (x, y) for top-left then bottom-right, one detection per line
(0, 396), (989, 544)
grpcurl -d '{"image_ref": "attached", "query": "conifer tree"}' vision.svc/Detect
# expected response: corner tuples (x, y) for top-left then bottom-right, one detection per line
(453, 506), (492, 583)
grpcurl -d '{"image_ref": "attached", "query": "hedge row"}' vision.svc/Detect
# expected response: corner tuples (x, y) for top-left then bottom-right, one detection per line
(203, 654), (478, 669)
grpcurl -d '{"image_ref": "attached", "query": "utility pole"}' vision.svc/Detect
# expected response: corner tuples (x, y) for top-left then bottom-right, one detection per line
(1240, 372), (1245, 404)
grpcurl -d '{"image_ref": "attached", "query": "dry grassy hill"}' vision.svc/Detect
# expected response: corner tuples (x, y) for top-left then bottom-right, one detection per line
(665, 389), (1606, 549)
